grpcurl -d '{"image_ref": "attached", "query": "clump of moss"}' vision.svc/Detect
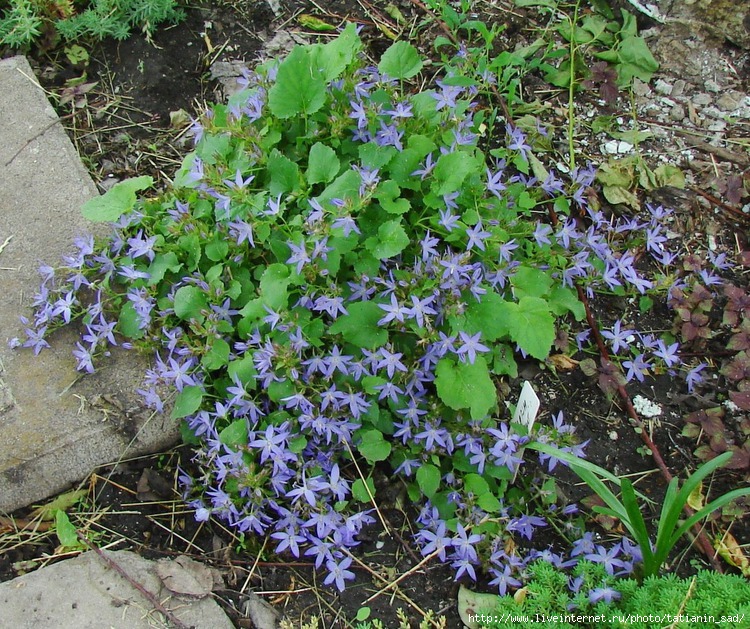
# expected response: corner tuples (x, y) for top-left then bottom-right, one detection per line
(479, 561), (750, 628)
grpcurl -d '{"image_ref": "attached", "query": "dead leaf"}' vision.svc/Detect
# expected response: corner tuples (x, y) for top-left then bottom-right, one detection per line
(548, 353), (579, 371)
(243, 591), (281, 629)
(458, 585), (502, 628)
(156, 555), (220, 598)
(137, 468), (174, 502)
(715, 531), (750, 577)
(29, 489), (87, 521)
(686, 482), (704, 511)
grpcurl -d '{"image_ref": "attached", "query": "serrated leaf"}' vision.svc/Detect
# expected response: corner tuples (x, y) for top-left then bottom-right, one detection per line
(416, 463), (441, 498)
(312, 22), (361, 81)
(171, 385), (204, 419)
(435, 357), (496, 420)
(462, 292), (509, 342)
(260, 263), (292, 309)
(365, 219), (410, 260)
(148, 252), (181, 286)
(378, 40), (423, 79)
(81, 176), (153, 222)
(328, 301), (388, 349)
(267, 149), (300, 195)
(511, 266), (553, 299)
(548, 285), (585, 320)
(497, 297), (555, 360)
(432, 151), (478, 195)
(268, 46), (327, 118)
(307, 142), (340, 185)
(374, 179), (410, 214)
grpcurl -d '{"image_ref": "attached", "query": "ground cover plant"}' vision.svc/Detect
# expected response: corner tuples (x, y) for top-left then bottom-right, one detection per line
(9, 0), (750, 618)
(0, 0), (185, 48)
(472, 560), (750, 628)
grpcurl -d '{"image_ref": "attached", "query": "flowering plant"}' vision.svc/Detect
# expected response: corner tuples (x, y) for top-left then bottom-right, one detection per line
(16, 24), (683, 590)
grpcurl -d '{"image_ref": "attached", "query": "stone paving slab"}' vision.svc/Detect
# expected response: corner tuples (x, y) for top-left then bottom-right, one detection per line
(0, 56), (179, 513)
(0, 550), (234, 628)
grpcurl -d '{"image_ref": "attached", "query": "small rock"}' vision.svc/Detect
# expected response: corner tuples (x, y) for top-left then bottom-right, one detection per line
(156, 555), (220, 599)
(654, 78), (673, 95)
(692, 93), (712, 107)
(243, 592), (280, 629)
(704, 79), (721, 93)
(671, 79), (687, 98)
(716, 91), (744, 112)
(632, 78), (651, 97)
(702, 105), (724, 120)
(602, 140), (634, 155)
(669, 104), (686, 121)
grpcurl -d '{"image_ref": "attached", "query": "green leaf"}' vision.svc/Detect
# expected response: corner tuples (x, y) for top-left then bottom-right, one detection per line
(81, 176), (153, 222)
(365, 219), (410, 260)
(307, 142), (340, 185)
(219, 418), (248, 448)
(548, 285), (585, 320)
(435, 357), (497, 420)
(298, 14), (335, 31)
(374, 179), (410, 215)
(173, 286), (208, 322)
(616, 35), (659, 85)
(205, 236), (229, 262)
(31, 490), (86, 521)
(462, 291), (509, 342)
(202, 337), (230, 371)
(357, 429), (391, 462)
(148, 252), (181, 286)
(328, 301), (388, 349)
(312, 22), (361, 81)
(268, 149), (300, 195)
(496, 297), (555, 360)
(378, 40), (423, 79)
(268, 46), (327, 118)
(55, 510), (82, 548)
(171, 385), (204, 419)
(416, 463), (441, 498)
(227, 354), (257, 388)
(432, 151), (477, 195)
(477, 492), (502, 513)
(464, 473), (490, 497)
(118, 301), (146, 340)
(511, 266), (553, 299)
(260, 263), (292, 309)
(352, 477), (376, 503)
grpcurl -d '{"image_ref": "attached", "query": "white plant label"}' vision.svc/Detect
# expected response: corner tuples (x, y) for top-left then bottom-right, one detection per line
(513, 381), (540, 429)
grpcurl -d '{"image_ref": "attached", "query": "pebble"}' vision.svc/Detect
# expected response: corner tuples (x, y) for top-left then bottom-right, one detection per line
(669, 104), (686, 121)
(632, 78), (651, 97)
(602, 140), (634, 154)
(704, 78), (721, 92)
(692, 93), (712, 106)
(716, 91), (744, 111)
(654, 78), (673, 95)
(671, 79), (687, 98)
